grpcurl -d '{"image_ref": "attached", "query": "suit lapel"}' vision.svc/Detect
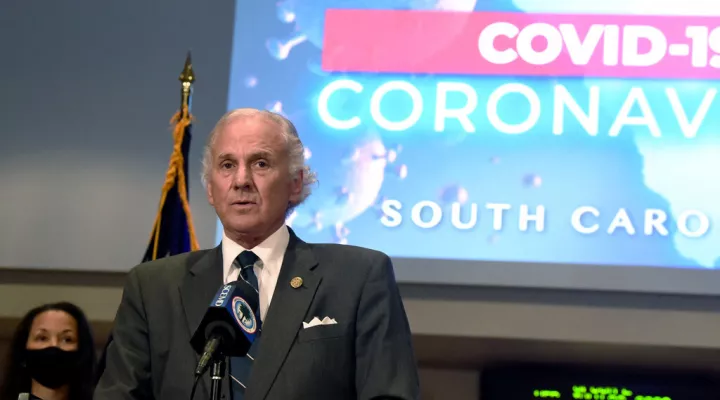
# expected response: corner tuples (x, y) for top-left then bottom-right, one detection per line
(178, 245), (224, 400)
(247, 230), (321, 400)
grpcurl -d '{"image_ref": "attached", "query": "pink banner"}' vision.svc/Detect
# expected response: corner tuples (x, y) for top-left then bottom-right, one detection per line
(322, 9), (720, 80)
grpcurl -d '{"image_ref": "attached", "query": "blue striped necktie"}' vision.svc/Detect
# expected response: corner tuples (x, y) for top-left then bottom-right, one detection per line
(230, 250), (261, 400)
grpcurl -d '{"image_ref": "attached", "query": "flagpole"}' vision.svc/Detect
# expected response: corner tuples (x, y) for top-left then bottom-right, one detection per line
(179, 52), (194, 117)
(173, 51), (201, 252)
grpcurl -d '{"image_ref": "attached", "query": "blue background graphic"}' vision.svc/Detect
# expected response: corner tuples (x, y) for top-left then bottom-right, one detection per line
(224, 0), (720, 271)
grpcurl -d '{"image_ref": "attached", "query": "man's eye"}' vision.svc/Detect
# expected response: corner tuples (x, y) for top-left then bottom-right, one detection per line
(255, 160), (268, 168)
(221, 162), (233, 169)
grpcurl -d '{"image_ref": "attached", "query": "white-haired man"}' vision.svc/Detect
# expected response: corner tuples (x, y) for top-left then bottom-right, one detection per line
(95, 108), (419, 400)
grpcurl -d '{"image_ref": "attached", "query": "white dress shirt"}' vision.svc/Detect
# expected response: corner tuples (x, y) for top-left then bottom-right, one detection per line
(222, 225), (289, 322)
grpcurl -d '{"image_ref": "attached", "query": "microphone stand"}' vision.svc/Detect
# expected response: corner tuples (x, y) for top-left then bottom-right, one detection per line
(210, 356), (226, 400)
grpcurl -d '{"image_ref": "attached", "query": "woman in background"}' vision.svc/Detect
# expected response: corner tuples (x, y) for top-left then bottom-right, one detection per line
(0, 302), (96, 400)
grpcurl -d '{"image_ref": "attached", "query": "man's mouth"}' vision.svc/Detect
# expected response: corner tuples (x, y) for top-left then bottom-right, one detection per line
(232, 200), (256, 206)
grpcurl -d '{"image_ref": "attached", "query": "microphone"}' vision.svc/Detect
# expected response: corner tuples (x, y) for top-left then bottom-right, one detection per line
(190, 279), (261, 377)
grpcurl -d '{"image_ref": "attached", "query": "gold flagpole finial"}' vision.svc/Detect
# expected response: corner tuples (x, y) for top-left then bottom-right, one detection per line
(179, 51), (195, 117)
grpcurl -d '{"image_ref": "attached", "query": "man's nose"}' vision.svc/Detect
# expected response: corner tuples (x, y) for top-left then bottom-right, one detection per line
(232, 165), (252, 188)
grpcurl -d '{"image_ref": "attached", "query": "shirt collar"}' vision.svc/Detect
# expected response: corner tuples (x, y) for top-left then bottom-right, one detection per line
(222, 224), (290, 279)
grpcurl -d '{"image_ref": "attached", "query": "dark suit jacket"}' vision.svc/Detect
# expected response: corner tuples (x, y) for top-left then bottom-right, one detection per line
(94, 229), (419, 400)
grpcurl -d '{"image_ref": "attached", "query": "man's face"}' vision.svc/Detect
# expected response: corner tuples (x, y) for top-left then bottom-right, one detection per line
(206, 115), (303, 242)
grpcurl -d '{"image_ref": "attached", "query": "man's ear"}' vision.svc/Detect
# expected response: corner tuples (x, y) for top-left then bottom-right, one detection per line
(206, 181), (215, 206)
(289, 170), (304, 203)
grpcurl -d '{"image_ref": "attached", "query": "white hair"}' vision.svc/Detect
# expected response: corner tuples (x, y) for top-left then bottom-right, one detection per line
(201, 108), (318, 211)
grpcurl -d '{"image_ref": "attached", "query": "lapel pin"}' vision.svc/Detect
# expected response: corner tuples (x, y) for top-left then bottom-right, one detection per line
(290, 276), (303, 289)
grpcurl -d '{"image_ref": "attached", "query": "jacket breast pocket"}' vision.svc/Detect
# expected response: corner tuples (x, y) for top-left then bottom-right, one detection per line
(296, 322), (349, 343)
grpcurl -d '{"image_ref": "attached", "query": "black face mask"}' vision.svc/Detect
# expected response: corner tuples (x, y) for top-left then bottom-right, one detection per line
(24, 347), (82, 389)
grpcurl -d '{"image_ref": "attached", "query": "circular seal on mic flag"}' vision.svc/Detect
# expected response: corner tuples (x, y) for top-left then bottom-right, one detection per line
(232, 297), (257, 334)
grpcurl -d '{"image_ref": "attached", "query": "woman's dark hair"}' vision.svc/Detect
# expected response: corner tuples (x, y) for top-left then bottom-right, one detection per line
(0, 302), (97, 400)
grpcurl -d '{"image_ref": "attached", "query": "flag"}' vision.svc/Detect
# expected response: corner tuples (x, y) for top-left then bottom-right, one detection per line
(142, 54), (200, 261)
(142, 108), (200, 261)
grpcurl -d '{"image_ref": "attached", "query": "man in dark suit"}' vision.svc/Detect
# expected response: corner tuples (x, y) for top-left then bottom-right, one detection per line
(94, 108), (419, 400)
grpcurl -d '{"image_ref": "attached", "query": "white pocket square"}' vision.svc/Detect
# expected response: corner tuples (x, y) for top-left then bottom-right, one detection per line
(302, 316), (337, 329)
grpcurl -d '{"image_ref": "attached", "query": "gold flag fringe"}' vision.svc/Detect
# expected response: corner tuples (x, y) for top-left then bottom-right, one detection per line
(147, 104), (201, 260)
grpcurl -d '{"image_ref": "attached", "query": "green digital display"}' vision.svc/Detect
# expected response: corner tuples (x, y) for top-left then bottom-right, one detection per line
(530, 385), (671, 400)
(481, 364), (720, 400)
